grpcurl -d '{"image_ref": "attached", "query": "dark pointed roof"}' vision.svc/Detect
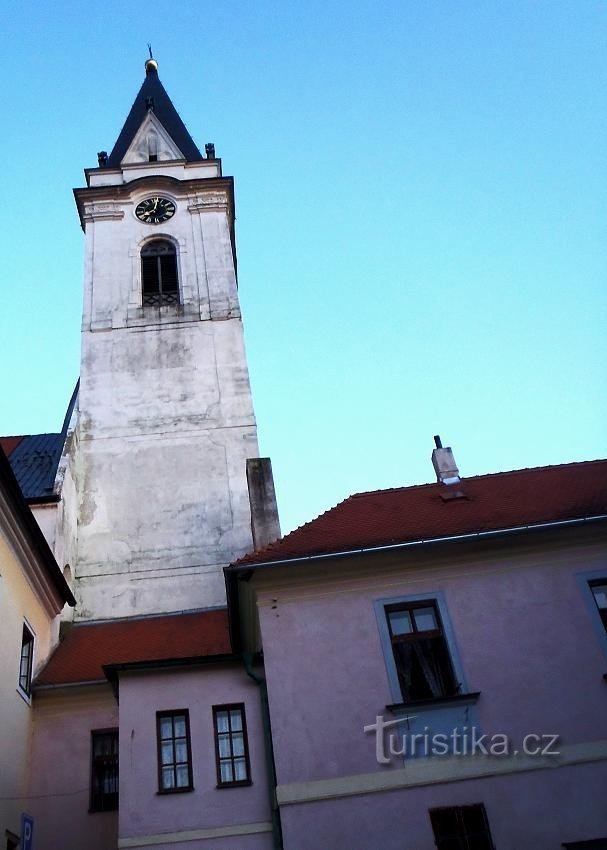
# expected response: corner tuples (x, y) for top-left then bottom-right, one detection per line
(107, 64), (202, 167)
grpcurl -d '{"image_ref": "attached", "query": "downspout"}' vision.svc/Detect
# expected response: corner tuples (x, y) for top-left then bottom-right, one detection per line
(243, 653), (283, 850)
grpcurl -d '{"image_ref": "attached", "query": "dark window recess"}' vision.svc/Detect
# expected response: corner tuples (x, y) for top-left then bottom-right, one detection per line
(90, 730), (119, 811)
(141, 240), (179, 306)
(590, 581), (607, 632)
(19, 624), (34, 695)
(157, 710), (193, 792)
(430, 804), (495, 850)
(386, 601), (458, 702)
(6, 831), (19, 850)
(213, 704), (251, 786)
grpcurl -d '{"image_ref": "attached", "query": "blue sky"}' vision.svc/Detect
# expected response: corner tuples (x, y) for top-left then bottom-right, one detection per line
(1, 0), (605, 533)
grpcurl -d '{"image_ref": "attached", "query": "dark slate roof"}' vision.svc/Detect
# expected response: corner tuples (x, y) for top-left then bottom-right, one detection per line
(1, 380), (78, 503)
(107, 65), (202, 167)
(233, 460), (607, 567)
(7, 433), (64, 500)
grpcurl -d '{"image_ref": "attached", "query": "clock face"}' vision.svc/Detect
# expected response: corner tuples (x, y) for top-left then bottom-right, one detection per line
(135, 196), (176, 224)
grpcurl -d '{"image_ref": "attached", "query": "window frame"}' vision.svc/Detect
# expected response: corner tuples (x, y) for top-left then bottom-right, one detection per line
(385, 599), (459, 703)
(89, 728), (119, 813)
(140, 238), (180, 307)
(577, 570), (607, 662)
(18, 622), (35, 697)
(156, 709), (194, 794)
(374, 591), (468, 705)
(212, 703), (252, 788)
(429, 803), (496, 850)
(589, 580), (607, 632)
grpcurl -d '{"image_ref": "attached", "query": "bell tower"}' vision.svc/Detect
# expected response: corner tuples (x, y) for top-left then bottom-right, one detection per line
(71, 58), (265, 620)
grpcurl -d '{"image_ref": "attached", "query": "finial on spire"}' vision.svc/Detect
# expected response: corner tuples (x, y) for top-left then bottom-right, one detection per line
(145, 44), (158, 73)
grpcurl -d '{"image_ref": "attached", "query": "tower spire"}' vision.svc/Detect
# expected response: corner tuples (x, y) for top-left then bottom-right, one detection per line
(105, 57), (202, 167)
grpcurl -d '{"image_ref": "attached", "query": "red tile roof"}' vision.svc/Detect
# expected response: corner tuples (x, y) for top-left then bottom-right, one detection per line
(235, 460), (607, 567)
(0, 435), (24, 457)
(36, 609), (232, 686)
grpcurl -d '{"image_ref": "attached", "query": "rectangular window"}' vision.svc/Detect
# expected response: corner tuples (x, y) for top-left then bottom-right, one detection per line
(213, 704), (251, 787)
(386, 600), (458, 702)
(18, 624), (34, 695)
(156, 710), (193, 793)
(430, 804), (495, 849)
(590, 581), (607, 632)
(90, 730), (119, 812)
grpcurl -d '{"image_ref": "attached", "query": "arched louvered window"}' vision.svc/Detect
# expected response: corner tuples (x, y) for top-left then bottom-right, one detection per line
(141, 240), (179, 306)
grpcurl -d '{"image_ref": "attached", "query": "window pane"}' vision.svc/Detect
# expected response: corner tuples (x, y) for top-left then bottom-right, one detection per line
(232, 733), (245, 756)
(160, 255), (178, 292)
(176, 765), (190, 787)
(592, 584), (607, 609)
(218, 734), (231, 758)
(160, 718), (173, 739)
(234, 758), (248, 781)
(162, 767), (175, 789)
(20, 656), (30, 679)
(175, 740), (188, 764)
(142, 255), (160, 294)
(230, 710), (243, 731)
(215, 711), (229, 733)
(220, 761), (233, 783)
(173, 716), (186, 738)
(414, 607), (438, 632)
(389, 609), (412, 635)
(161, 742), (173, 766)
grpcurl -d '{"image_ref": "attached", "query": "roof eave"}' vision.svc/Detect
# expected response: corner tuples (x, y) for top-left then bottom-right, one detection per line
(230, 513), (607, 575)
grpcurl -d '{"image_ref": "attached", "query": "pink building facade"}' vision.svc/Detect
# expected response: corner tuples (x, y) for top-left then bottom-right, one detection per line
(231, 460), (607, 849)
(28, 611), (275, 850)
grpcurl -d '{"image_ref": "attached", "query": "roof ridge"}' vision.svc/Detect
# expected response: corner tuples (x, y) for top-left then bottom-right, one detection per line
(348, 458), (607, 499)
(69, 606), (228, 628)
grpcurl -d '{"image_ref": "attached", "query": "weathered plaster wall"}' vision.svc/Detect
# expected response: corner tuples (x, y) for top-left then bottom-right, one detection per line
(28, 685), (119, 850)
(118, 665), (272, 849)
(255, 528), (607, 848)
(29, 505), (56, 553)
(0, 531), (57, 841)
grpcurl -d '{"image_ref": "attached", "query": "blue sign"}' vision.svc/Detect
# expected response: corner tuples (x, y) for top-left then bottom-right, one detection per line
(20, 814), (33, 850)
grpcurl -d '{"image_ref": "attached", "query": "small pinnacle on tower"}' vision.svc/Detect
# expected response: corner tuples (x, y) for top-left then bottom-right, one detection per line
(145, 44), (158, 73)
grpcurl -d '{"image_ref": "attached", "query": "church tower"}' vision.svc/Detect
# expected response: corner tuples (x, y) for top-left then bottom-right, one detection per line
(71, 58), (269, 620)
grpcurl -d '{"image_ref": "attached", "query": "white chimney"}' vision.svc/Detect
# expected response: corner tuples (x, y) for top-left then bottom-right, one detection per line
(431, 435), (461, 485)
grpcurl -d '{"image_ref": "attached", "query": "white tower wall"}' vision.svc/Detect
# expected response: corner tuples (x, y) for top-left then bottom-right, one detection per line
(73, 162), (259, 620)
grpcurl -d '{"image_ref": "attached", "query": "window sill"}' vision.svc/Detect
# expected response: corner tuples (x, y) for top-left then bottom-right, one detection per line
(216, 779), (252, 789)
(387, 692), (481, 713)
(156, 786), (194, 795)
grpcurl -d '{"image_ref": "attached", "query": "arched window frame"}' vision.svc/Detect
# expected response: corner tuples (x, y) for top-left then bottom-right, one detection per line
(140, 237), (180, 307)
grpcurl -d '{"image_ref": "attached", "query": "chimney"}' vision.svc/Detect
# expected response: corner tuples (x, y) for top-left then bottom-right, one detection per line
(431, 435), (461, 485)
(246, 458), (281, 550)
